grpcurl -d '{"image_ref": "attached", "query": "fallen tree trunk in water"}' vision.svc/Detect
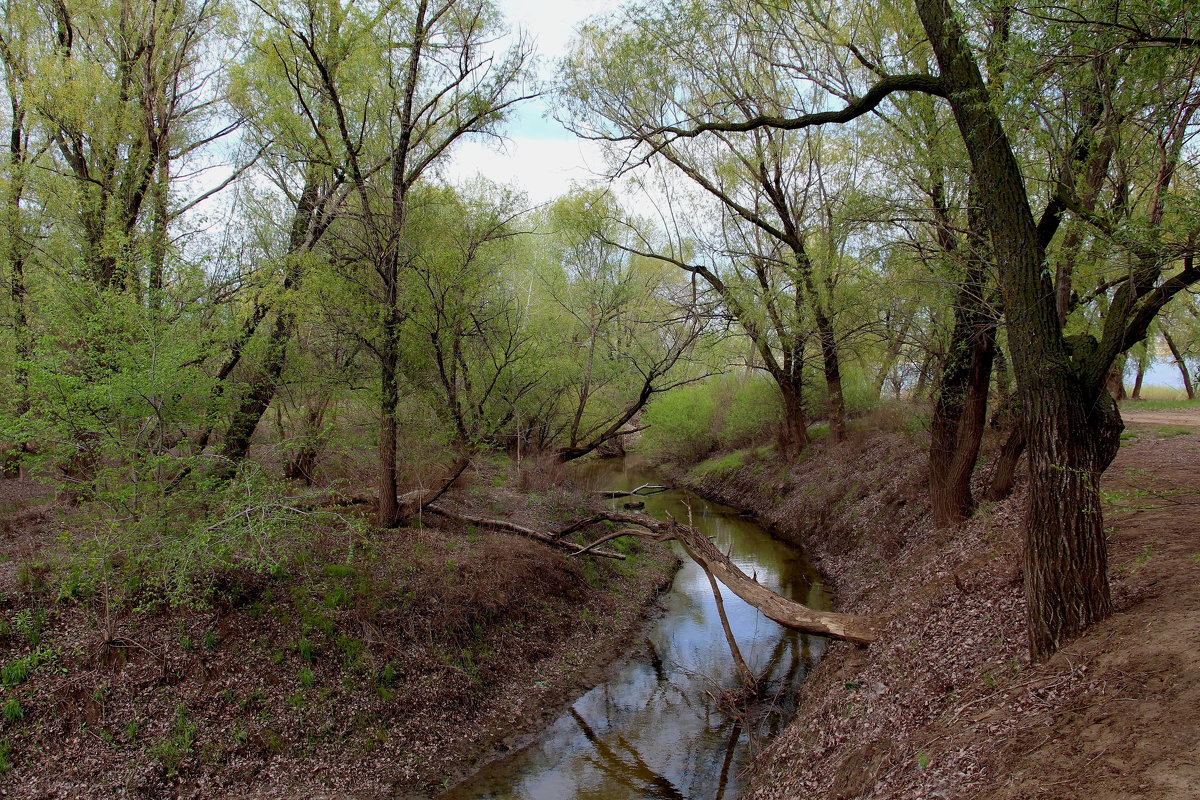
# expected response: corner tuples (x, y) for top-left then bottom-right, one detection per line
(577, 511), (879, 646)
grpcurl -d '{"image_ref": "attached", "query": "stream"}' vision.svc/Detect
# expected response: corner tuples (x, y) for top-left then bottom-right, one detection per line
(441, 456), (831, 800)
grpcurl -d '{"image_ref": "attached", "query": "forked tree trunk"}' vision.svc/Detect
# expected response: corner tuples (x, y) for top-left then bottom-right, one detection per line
(929, 312), (996, 527)
(778, 378), (810, 457)
(916, 0), (1123, 659)
(928, 197), (996, 529)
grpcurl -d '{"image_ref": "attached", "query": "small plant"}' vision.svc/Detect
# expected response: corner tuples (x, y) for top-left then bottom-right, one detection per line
(12, 609), (44, 646)
(1191, 553), (1200, 565)
(297, 637), (315, 663)
(180, 634), (194, 651)
(124, 719), (140, 741)
(299, 667), (315, 689)
(203, 630), (218, 650)
(2, 698), (23, 724)
(0, 738), (10, 774)
(150, 705), (198, 775)
(2, 646), (53, 686)
(916, 750), (931, 769)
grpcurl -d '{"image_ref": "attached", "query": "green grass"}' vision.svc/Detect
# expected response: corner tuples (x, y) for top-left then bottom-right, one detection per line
(693, 450), (746, 478)
(1121, 394), (1200, 410)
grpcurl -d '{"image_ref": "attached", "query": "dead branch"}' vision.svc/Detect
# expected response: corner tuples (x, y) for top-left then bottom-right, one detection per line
(593, 483), (671, 498)
(424, 503), (629, 560)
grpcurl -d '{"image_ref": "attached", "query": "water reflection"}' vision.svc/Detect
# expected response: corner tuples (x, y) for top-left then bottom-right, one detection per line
(442, 457), (830, 800)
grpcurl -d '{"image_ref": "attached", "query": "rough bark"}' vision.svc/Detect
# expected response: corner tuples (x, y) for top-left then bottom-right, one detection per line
(916, 0), (1123, 659)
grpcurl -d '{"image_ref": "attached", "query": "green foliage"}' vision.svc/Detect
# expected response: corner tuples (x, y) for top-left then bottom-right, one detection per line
(1, 646), (53, 686)
(639, 382), (719, 462)
(298, 667), (315, 689)
(2, 698), (23, 724)
(150, 705), (198, 776)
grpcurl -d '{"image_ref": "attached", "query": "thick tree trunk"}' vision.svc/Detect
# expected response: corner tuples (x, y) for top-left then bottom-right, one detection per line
(916, 0), (1121, 660)
(778, 378), (810, 457)
(1163, 329), (1194, 400)
(929, 307), (996, 528)
(1023, 387), (1121, 656)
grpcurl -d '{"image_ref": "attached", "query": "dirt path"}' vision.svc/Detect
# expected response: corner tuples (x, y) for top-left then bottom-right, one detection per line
(1121, 407), (1200, 427)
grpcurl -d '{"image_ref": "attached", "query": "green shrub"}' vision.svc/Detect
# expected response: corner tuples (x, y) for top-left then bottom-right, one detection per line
(639, 382), (719, 462)
(717, 375), (782, 449)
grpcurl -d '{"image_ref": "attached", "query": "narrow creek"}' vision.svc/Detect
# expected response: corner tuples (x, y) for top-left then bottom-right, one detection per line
(442, 455), (831, 800)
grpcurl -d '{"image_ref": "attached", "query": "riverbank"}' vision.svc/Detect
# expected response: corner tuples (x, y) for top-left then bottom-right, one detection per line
(0, 463), (677, 798)
(673, 414), (1200, 798)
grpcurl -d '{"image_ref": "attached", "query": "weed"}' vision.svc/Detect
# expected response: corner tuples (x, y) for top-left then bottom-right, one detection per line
(297, 637), (315, 663)
(150, 705), (198, 776)
(180, 634), (194, 651)
(916, 750), (931, 769)
(299, 667), (315, 689)
(2, 698), (22, 724)
(12, 609), (44, 646)
(337, 634), (365, 671)
(124, 719), (139, 741)
(1, 646), (53, 686)
(0, 738), (10, 774)
(203, 630), (218, 650)
(1192, 553), (1200, 565)
(288, 691), (307, 708)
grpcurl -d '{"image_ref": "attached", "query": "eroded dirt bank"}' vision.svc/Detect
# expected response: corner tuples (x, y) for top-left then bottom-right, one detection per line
(676, 418), (1200, 799)
(0, 469), (676, 799)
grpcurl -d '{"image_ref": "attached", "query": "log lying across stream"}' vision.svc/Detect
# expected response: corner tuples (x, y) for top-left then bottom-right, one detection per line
(431, 502), (879, 647)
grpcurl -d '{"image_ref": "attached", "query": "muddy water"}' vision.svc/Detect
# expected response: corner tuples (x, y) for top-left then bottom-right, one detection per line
(442, 456), (830, 800)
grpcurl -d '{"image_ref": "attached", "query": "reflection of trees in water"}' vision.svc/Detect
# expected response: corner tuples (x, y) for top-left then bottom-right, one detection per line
(569, 708), (686, 800)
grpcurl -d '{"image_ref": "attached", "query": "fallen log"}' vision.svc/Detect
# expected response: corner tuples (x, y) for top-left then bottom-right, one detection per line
(594, 483), (670, 499)
(424, 503), (628, 561)
(565, 510), (879, 646)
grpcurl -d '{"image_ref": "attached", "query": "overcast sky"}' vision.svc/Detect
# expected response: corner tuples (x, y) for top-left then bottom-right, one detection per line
(442, 0), (624, 207)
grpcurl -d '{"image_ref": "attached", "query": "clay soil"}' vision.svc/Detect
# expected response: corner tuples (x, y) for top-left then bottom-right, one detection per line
(681, 407), (1200, 799)
(0, 466), (676, 799)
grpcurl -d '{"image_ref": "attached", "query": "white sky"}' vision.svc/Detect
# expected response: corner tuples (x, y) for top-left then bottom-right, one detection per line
(443, 0), (625, 207)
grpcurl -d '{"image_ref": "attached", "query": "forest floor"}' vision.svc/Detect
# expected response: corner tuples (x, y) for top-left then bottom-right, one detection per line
(0, 463), (677, 798)
(679, 406), (1200, 799)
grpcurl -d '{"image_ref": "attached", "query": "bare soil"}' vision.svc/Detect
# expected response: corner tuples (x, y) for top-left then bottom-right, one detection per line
(679, 411), (1200, 799)
(0, 467), (677, 798)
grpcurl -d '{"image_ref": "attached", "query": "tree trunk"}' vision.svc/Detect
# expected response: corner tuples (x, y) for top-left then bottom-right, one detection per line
(218, 176), (320, 471)
(916, 0), (1122, 660)
(777, 378), (810, 458)
(1105, 356), (1127, 401)
(816, 318), (847, 442)
(1131, 347), (1146, 400)
(929, 297), (996, 528)
(985, 420), (1026, 502)
(1162, 329), (1194, 400)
